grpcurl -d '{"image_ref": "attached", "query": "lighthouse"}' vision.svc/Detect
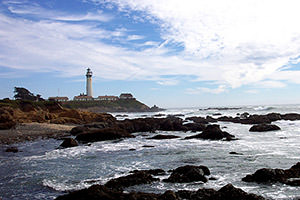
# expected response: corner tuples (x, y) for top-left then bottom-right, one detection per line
(86, 68), (93, 97)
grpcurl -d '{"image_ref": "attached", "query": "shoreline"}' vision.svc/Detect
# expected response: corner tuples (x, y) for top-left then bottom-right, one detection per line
(0, 123), (75, 145)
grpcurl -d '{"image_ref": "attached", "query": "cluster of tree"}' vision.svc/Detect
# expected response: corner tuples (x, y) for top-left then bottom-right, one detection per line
(14, 87), (44, 101)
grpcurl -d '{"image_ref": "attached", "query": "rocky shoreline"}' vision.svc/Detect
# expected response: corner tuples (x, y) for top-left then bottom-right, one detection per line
(3, 103), (300, 199)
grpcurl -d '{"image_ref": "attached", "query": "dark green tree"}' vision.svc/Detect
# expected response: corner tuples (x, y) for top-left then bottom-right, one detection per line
(14, 87), (38, 101)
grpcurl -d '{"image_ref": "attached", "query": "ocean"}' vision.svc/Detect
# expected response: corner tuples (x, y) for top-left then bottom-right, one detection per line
(1, 104), (300, 199)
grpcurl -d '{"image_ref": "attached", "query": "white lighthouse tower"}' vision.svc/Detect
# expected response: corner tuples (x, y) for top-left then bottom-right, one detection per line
(86, 68), (93, 97)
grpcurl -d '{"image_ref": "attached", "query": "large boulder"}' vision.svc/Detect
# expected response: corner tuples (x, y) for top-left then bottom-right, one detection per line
(249, 124), (281, 132)
(104, 171), (159, 190)
(185, 124), (235, 141)
(76, 127), (134, 143)
(163, 165), (210, 183)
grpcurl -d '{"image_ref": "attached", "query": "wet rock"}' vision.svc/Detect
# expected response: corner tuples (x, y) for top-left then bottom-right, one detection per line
(229, 152), (243, 155)
(55, 184), (183, 200)
(183, 122), (205, 132)
(5, 147), (18, 153)
(154, 113), (165, 117)
(240, 112), (250, 119)
(176, 184), (265, 200)
(147, 134), (180, 140)
(212, 113), (222, 116)
(76, 127), (134, 143)
(281, 113), (300, 121)
(214, 184), (265, 200)
(70, 126), (89, 136)
(129, 169), (166, 176)
(142, 145), (155, 148)
(104, 171), (159, 190)
(249, 123), (281, 132)
(242, 162), (300, 186)
(242, 168), (286, 183)
(185, 124), (235, 141)
(59, 138), (79, 148)
(186, 116), (209, 124)
(163, 165), (210, 183)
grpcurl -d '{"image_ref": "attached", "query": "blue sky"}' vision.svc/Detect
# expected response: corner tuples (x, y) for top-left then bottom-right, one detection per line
(1, 0), (300, 108)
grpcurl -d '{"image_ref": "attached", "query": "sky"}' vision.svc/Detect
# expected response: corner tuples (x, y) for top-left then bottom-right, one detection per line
(1, 0), (300, 108)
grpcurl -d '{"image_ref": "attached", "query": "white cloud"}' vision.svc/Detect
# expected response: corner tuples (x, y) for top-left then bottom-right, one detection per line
(186, 85), (227, 94)
(94, 0), (300, 87)
(2, 0), (300, 91)
(127, 35), (144, 41)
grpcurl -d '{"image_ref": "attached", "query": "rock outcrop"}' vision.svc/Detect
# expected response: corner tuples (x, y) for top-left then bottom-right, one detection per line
(185, 125), (235, 141)
(163, 165), (210, 183)
(249, 124), (281, 132)
(0, 100), (116, 129)
(55, 183), (265, 200)
(104, 171), (159, 190)
(242, 162), (300, 186)
(76, 127), (134, 143)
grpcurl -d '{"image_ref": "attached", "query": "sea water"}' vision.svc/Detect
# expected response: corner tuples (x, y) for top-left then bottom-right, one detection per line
(1, 104), (300, 199)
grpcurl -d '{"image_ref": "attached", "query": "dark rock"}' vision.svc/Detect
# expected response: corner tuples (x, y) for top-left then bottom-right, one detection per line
(242, 162), (300, 186)
(5, 147), (18, 153)
(55, 183), (265, 200)
(76, 127), (134, 143)
(70, 126), (89, 136)
(212, 113), (222, 116)
(159, 190), (178, 200)
(209, 177), (218, 180)
(129, 169), (166, 176)
(183, 122), (205, 132)
(186, 116), (209, 124)
(147, 134), (180, 140)
(214, 184), (265, 200)
(129, 148), (136, 151)
(176, 184), (264, 200)
(249, 123), (281, 132)
(229, 152), (243, 155)
(185, 124), (235, 141)
(281, 113), (300, 121)
(242, 168), (286, 183)
(154, 113), (165, 117)
(163, 165), (210, 183)
(104, 171), (159, 190)
(142, 145), (155, 148)
(59, 138), (79, 148)
(55, 184), (160, 200)
(240, 112), (250, 119)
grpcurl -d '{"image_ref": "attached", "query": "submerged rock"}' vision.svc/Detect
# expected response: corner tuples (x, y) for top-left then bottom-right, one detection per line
(147, 134), (180, 140)
(5, 147), (18, 153)
(249, 123), (281, 132)
(59, 138), (79, 148)
(163, 165), (210, 183)
(104, 171), (159, 190)
(185, 124), (235, 141)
